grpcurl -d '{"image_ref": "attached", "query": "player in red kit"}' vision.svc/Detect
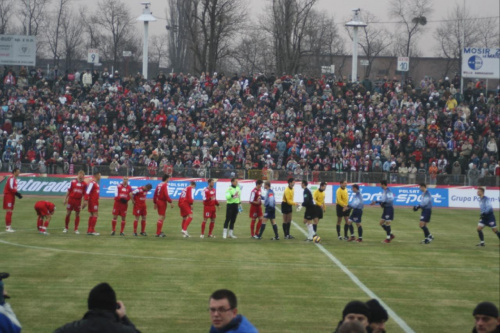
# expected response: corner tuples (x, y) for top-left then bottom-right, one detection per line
(249, 180), (263, 238)
(111, 176), (133, 236)
(84, 172), (101, 236)
(34, 201), (55, 235)
(201, 178), (219, 238)
(63, 170), (87, 234)
(3, 168), (22, 232)
(153, 174), (174, 237)
(179, 181), (196, 237)
(132, 184), (152, 236)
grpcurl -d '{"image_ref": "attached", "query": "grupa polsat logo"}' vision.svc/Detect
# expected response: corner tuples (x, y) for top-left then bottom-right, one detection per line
(468, 55), (483, 70)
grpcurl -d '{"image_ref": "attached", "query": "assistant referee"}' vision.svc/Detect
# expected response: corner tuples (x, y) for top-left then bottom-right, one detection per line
(281, 178), (296, 239)
(223, 178), (241, 239)
(336, 180), (352, 240)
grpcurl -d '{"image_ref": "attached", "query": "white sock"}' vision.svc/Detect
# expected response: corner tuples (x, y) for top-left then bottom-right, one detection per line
(307, 224), (314, 239)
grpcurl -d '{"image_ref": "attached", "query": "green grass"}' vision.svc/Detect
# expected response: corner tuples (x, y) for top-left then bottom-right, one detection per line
(0, 197), (499, 333)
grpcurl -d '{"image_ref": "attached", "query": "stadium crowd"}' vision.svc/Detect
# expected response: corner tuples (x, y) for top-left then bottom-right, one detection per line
(0, 66), (498, 183)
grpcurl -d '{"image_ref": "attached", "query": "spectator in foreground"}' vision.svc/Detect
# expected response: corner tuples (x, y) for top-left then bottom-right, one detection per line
(472, 302), (500, 333)
(0, 273), (21, 333)
(366, 299), (388, 333)
(337, 321), (367, 333)
(209, 289), (258, 333)
(333, 300), (371, 333)
(54, 282), (140, 333)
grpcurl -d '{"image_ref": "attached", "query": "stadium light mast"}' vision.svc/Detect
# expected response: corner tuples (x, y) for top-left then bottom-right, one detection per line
(345, 9), (367, 83)
(137, 2), (156, 79)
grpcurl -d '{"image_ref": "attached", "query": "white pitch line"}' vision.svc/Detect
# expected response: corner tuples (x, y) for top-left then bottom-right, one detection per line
(280, 209), (415, 333)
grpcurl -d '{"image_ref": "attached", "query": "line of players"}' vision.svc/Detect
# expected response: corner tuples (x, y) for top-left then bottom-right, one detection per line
(2, 169), (499, 245)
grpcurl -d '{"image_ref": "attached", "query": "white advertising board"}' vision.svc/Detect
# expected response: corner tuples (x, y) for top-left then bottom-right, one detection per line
(461, 47), (500, 79)
(448, 188), (500, 209)
(0, 35), (36, 66)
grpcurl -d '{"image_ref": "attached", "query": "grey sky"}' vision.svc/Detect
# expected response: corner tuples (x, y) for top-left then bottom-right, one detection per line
(78, 0), (499, 56)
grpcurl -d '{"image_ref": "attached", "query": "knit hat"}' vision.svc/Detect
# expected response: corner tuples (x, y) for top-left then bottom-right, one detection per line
(342, 301), (371, 320)
(473, 302), (499, 318)
(366, 299), (388, 322)
(88, 283), (117, 312)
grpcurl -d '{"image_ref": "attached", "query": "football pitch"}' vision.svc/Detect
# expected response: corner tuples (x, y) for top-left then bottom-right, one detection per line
(0, 197), (498, 333)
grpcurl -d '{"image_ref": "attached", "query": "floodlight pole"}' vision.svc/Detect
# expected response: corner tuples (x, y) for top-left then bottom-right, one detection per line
(137, 2), (157, 79)
(345, 9), (367, 83)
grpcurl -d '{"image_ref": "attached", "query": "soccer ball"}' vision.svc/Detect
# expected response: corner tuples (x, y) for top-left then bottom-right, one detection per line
(313, 235), (321, 243)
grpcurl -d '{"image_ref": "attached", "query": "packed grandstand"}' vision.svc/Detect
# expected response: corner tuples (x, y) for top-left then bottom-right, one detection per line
(0, 68), (498, 185)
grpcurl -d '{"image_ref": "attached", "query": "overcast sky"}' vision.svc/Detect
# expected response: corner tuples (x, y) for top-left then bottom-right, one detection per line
(78, 0), (499, 57)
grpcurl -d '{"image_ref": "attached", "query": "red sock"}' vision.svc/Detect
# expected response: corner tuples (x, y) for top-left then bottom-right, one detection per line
(87, 217), (92, 233)
(250, 220), (256, 237)
(5, 211), (12, 227)
(65, 215), (70, 229)
(141, 220), (146, 233)
(156, 220), (163, 235)
(120, 221), (126, 233)
(112, 219), (117, 232)
(43, 220), (49, 228)
(256, 220), (262, 235)
(181, 218), (186, 231)
(74, 216), (80, 231)
(209, 222), (215, 235)
(91, 216), (97, 233)
(185, 217), (193, 230)
(37, 217), (43, 230)
(133, 220), (138, 233)
(201, 221), (206, 235)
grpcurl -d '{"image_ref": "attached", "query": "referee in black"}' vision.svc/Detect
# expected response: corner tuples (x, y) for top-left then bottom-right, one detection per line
(223, 178), (241, 239)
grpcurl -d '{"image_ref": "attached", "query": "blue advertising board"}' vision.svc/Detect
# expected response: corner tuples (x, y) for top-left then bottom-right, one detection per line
(100, 179), (208, 200)
(332, 186), (449, 207)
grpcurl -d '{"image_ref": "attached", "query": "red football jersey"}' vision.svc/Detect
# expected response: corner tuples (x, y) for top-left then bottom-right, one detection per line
(114, 183), (132, 203)
(85, 180), (100, 202)
(68, 179), (87, 200)
(133, 187), (148, 208)
(35, 201), (55, 213)
(249, 188), (262, 206)
(203, 187), (218, 207)
(3, 176), (18, 195)
(153, 182), (172, 203)
(179, 186), (193, 206)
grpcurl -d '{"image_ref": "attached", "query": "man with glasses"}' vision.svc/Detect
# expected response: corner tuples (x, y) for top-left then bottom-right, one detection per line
(208, 289), (258, 333)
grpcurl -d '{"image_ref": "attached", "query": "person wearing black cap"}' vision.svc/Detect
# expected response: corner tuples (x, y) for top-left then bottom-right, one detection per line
(366, 299), (388, 333)
(54, 282), (140, 333)
(472, 302), (500, 333)
(334, 300), (371, 333)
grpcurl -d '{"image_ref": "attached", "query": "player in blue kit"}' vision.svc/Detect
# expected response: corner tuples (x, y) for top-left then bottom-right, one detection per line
(256, 181), (280, 240)
(370, 180), (395, 243)
(413, 183), (434, 244)
(345, 184), (364, 243)
(476, 187), (500, 247)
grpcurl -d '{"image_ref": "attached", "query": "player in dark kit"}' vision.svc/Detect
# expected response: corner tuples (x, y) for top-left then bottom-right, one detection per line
(475, 187), (500, 247)
(346, 184), (364, 242)
(413, 183), (434, 244)
(301, 180), (316, 242)
(256, 181), (280, 240)
(370, 180), (395, 243)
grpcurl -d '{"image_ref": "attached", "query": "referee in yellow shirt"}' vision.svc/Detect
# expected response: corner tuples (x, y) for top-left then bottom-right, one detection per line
(313, 182), (326, 235)
(281, 178), (296, 239)
(336, 180), (353, 240)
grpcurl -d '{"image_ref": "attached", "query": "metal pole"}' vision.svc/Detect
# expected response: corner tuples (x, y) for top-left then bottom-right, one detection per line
(352, 27), (358, 83)
(460, 0), (465, 95)
(143, 21), (149, 79)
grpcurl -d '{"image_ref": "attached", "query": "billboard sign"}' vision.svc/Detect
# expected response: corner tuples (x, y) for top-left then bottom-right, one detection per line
(461, 47), (500, 78)
(0, 35), (36, 66)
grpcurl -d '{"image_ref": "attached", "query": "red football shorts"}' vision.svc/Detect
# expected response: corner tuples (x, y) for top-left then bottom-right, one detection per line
(133, 206), (147, 217)
(34, 205), (50, 217)
(3, 195), (15, 210)
(156, 201), (167, 216)
(66, 197), (82, 212)
(249, 205), (263, 218)
(203, 206), (216, 219)
(88, 200), (99, 213)
(179, 203), (192, 217)
(112, 202), (128, 217)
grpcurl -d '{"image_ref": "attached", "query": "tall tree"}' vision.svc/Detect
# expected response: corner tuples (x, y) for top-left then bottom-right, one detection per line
(92, 0), (136, 69)
(18, 0), (50, 36)
(46, 0), (72, 66)
(166, 0), (196, 73)
(186, 0), (247, 74)
(268, 0), (318, 74)
(389, 0), (433, 58)
(0, 0), (16, 34)
(346, 11), (392, 78)
(61, 9), (84, 71)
